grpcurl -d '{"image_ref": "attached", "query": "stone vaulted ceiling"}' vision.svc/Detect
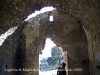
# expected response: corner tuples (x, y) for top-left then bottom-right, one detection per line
(0, 0), (100, 75)
(0, 0), (100, 34)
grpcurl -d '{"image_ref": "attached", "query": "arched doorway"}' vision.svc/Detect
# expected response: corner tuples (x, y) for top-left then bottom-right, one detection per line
(13, 8), (89, 75)
(39, 38), (66, 75)
(0, 5), (92, 75)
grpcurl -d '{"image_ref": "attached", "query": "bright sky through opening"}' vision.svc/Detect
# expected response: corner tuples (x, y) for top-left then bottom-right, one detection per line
(0, 26), (17, 46)
(49, 16), (53, 21)
(39, 38), (56, 63)
(25, 6), (55, 21)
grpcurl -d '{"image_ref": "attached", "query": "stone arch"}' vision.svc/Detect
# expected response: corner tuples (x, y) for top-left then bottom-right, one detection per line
(0, 1), (100, 75)
(12, 10), (89, 75)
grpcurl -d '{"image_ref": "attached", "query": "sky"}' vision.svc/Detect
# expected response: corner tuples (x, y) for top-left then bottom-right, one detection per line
(39, 38), (56, 60)
(25, 6), (55, 21)
(0, 26), (17, 46)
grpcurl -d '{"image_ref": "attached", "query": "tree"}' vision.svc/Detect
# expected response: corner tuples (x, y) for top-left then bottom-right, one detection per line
(47, 46), (64, 66)
(51, 46), (63, 58)
(47, 57), (57, 66)
(40, 58), (49, 71)
(51, 46), (64, 65)
(47, 57), (53, 65)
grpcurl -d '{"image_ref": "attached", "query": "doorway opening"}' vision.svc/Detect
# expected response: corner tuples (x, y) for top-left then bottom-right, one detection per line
(39, 38), (65, 75)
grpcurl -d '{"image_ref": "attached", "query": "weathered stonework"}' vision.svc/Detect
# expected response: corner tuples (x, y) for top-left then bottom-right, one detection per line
(0, 0), (100, 75)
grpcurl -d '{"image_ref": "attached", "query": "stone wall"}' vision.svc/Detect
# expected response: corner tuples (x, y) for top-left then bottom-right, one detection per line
(0, 9), (90, 75)
(0, 36), (13, 75)
(0, 0), (100, 75)
(18, 10), (89, 75)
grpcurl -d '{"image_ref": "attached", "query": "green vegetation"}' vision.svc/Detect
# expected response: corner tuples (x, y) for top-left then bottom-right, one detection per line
(39, 46), (64, 71)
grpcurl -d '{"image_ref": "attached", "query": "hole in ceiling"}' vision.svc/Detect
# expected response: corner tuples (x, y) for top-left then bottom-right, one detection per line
(0, 26), (18, 46)
(25, 6), (55, 21)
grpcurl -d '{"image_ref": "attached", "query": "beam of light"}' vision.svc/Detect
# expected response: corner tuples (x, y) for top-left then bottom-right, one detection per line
(25, 6), (55, 21)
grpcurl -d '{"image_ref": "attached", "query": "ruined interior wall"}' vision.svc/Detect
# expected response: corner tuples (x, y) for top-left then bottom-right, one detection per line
(13, 21), (41, 75)
(83, 26), (100, 75)
(50, 15), (89, 75)
(0, 36), (13, 75)
(0, 0), (100, 34)
(0, 21), (27, 75)
(0, 0), (100, 75)
(0, 9), (90, 75)
(63, 42), (89, 75)
(37, 10), (89, 75)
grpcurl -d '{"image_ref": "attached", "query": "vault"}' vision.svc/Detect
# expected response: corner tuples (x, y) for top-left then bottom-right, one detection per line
(10, 10), (90, 75)
(0, 0), (100, 75)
